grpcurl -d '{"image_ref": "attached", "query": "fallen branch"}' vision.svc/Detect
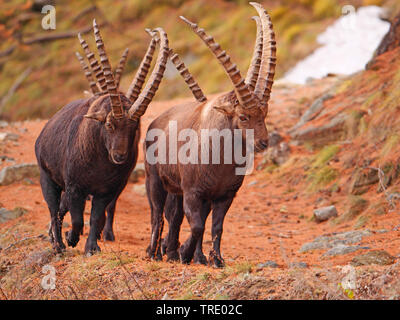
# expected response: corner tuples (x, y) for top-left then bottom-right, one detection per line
(0, 45), (17, 58)
(367, 166), (396, 210)
(72, 5), (98, 23)
(111, 248), (149, 300)
(0, 234), (45, 252)
(21, 22), (106, 45)
(0, 67), (32, 114)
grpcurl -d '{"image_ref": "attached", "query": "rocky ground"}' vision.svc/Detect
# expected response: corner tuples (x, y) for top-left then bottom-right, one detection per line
(1, 47), (400, 299)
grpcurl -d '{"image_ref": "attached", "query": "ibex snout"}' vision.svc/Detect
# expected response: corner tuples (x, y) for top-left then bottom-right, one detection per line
(255, 139), (268, 152)
(111, 151), (128, 164)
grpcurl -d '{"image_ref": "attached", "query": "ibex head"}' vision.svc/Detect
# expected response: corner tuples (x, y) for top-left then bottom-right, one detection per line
(76, 20), (169, 164)
(180, 2), (276, 152)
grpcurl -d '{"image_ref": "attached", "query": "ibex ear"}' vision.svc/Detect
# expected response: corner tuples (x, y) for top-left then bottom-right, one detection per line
(84, 109), (107, 122)
(213, 103), (235, 117)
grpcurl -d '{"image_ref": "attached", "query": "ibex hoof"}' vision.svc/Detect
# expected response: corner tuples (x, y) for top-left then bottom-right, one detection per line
(166, 250), (180, 262)
(194, 253), (208, 265)
(84, 242), (101, 256)
(209, 251), (225, 268)
(103, 229), (115, 241)
(65, 231), (79, 248)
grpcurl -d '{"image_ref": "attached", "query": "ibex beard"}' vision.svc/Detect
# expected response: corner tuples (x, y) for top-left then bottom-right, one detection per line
(145, 120), (255, 176)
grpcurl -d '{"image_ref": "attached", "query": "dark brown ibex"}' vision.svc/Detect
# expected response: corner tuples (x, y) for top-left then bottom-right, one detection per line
(35, 20), (170, 255)
(144, 2), (276, 267)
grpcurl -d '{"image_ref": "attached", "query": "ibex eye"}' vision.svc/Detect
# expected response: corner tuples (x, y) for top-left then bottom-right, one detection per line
(239, 115), (249, 122)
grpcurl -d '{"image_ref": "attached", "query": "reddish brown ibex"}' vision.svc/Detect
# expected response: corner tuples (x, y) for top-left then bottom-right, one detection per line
(144, 2), (276, 267)
(35, 20), (170, 255)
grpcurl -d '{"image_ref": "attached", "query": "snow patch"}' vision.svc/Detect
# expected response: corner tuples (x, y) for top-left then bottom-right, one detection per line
(283, 6), (390, 84)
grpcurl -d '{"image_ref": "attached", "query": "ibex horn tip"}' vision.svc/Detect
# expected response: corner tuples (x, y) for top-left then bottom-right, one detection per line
(179, 16), (195, 27)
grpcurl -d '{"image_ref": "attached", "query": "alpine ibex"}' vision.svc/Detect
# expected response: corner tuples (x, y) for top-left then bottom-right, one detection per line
(35, 20), (170, 255)
(144, 2), (276, 267)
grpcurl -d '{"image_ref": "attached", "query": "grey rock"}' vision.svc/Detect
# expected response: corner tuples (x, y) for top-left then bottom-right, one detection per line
(289, 261), (308, 269)
(265, 142), (291, 166)
(268, 131), (284, 148)
(290, 113), (346, 143)
(0, 121), (8, 128)
(133, 184), (146, 196)
(248, 180), (258, 186)
(0, 132), (19, 142)
(24, 249), (53, 268)
(0, 207), (28, 223)
(257, 260), (279, 268)
(351, 250), (396, 266)
(299, 230), (372, 253)
(289, 93), (334, 133)
(322, 244), (368, 257)
(0, 155), (15, 162)
(0, 163), (40, 186)
(313, 205), (338, 222)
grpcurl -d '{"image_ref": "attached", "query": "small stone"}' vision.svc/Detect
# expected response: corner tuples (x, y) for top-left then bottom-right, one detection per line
(161, 292), (170, 300)
(0, 207), (28, 223)
(268, 131), (283, 148)
(313, 205), (338, 222)
(257, 260), (279, 268)
(289, 261), (308, 269)
(132, 184), (146, 196)
(129, 163), (145, 183)
(351, 250), (396, 266)
(323, 244), (368, 257)
(0, 163), (40, 186)
(0, 132), (19, 142)
(299, 230), (372, 253)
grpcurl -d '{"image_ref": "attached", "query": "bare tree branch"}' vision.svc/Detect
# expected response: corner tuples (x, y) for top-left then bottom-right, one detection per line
(21, 22), (106, 45)
(0, 67), (32, 114)
(0, 45), (17, 58)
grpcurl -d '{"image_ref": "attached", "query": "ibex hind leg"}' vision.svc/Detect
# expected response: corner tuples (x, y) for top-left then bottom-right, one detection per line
(179, 194), (208, 264)
(163, 194), (184, 262)
(146, 174), (167, 261)
(39, 169), (65, 253)
(193, 200), (211, 265)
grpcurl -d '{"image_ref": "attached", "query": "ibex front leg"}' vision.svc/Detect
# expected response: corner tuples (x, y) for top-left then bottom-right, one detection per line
(209, 195), (234, 268)
(85, 195), (112, 255)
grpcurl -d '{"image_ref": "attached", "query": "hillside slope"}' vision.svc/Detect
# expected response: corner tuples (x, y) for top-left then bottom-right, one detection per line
(1, 0), (400, 120)
(1, 46), (400, 298)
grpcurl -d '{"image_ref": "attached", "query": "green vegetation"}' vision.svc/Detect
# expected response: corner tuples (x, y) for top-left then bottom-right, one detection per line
(306, 144), (340, 191)
(0, 0), (352, 120)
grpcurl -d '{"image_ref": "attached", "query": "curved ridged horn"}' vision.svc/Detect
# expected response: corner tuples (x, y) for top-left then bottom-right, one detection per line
(128, 28), (169, 121)
(245, 16), (263, 92)
(170, 48), (207, 103)
(145, 28), (207, 103)
(75, 52), (100, 95)
(78, 33), (107, 93)
(126, 37), (157, 103)
(93, 19), (124, 119)
(115, 48), (129, 90)
(250, 2), (276, 112)
(180, 16), (257, 109)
